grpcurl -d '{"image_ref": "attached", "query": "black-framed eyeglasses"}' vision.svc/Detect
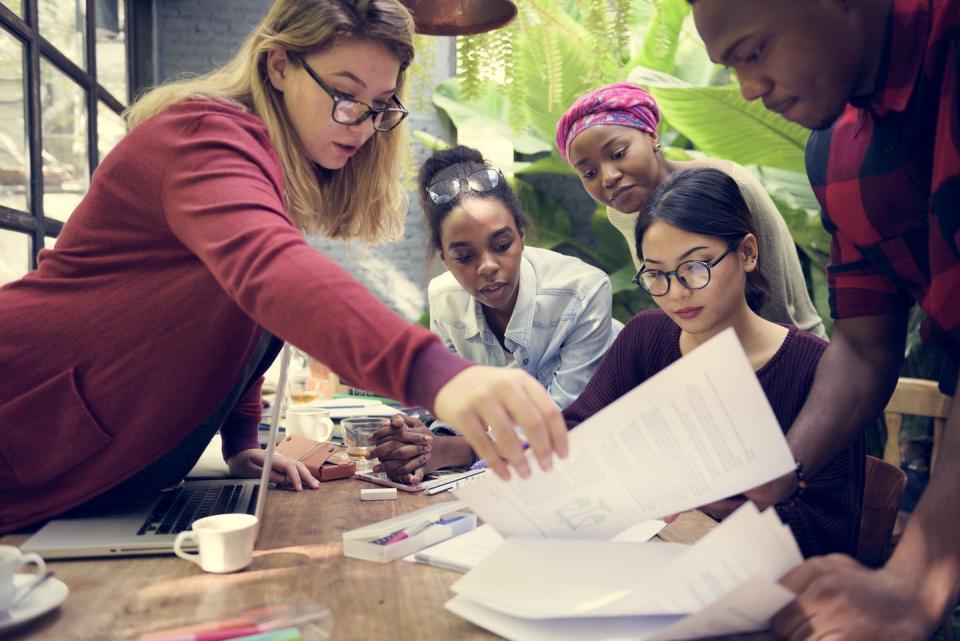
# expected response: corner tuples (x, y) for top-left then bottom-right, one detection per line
(633, 241), (740, 296)
(292, 53), (408, 132)
(427, 167), (501, 204)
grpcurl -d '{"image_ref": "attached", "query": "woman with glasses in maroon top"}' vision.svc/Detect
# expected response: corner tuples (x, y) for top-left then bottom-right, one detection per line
(562, 168), (863, 558)
(0, 0), (567, 532)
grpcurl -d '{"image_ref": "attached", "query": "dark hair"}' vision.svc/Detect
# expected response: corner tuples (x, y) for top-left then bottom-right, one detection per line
(635, 168), (769, 312)
(418, 145), (530, 253)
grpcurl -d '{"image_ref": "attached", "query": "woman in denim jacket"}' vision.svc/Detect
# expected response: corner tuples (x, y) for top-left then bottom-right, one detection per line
(421, 145), (622, 410)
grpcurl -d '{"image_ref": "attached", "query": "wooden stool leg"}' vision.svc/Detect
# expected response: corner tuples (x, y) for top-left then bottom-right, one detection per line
(932, 417), (945, 476)
(883, 412), (903, 467)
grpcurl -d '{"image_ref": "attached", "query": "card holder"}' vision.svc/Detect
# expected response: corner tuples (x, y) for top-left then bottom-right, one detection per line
(275, 435), (342, 479)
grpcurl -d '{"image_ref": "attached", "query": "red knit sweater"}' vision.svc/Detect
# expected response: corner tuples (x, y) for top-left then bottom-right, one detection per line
(0, 100), (470, 532)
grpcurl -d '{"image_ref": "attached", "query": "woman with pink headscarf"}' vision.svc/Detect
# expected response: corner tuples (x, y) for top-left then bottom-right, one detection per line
(556, 82), (824, 337)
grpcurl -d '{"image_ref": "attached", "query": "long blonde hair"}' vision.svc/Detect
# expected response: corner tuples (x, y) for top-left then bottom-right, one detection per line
(125, 0), (414, 242)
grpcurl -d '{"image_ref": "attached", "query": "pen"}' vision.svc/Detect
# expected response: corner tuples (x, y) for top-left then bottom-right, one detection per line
(136, 610), (324, 641)
(384, 515), (466, 545)
(138, 606), (292, 640)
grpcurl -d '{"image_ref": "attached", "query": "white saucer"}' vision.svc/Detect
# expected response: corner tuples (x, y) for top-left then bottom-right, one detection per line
(0, 573), (69, 635)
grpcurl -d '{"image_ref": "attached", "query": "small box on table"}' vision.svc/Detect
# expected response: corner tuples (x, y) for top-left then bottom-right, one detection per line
(343, 502), (477, 563)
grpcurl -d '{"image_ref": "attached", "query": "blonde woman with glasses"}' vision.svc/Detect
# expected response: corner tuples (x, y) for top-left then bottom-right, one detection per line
(0, 0), (566, 534)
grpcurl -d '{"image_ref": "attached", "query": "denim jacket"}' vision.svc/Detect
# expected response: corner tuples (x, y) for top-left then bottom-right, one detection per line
(428, 246), (622, 408)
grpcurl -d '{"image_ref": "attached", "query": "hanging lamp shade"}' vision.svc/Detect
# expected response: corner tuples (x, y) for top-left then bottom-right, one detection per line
(398, 0), (518, 36)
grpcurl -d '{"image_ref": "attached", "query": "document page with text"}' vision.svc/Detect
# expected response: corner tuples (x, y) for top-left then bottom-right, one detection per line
(456, 329), (795, 538)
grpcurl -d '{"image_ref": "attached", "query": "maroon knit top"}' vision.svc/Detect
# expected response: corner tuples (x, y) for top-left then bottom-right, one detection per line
(564, 309), (864, 558)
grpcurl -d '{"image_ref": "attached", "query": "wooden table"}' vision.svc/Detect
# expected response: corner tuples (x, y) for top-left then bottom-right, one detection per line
(1, 480), (719, 641)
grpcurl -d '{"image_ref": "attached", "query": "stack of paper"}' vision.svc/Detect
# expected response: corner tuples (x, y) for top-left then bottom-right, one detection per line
(455, 328), (796, 538)
(446, 503), (801, 641)
(412, 518), (667, 573)
(442, 329), (803, 639)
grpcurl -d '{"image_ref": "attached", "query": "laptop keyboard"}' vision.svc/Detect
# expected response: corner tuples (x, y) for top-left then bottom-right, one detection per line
(136, 484), (248, 536)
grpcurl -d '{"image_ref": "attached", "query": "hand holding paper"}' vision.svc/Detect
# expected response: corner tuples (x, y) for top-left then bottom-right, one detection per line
(455, 329), (796, 538)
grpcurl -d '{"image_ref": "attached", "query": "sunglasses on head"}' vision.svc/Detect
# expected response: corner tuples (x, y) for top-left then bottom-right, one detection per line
(427, 167), (501, 205)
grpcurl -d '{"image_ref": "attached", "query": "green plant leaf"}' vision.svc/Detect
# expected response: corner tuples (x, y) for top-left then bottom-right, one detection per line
(515, 18), (598, 143)
(412, 130), (451, 152)
(609, 263), (638, 295)
(433, 80), (552, 155)
(635, 0), (688, 74)
(629, 67), (811, 172)
(514, 153), (577, 177)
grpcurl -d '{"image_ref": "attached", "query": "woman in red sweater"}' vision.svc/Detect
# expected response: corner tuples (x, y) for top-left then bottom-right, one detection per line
(0, 0), (566, 533)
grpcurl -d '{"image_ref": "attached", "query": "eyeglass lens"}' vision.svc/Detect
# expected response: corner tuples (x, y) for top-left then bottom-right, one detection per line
(428, 168), (500, 204)
(332, 101), (405, 131)
(638, 261), (711, 296)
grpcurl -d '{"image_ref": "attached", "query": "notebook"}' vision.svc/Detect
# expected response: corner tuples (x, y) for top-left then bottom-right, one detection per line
(413, 523), (505, 572)
(412, 518), (667, 573)
(20, 345), (293, 559)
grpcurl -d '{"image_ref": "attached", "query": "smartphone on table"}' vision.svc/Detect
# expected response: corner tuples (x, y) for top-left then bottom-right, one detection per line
(355, 471), (424, 493)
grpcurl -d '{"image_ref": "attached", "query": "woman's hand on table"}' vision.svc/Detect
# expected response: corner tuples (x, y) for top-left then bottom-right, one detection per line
(226, 448), (320, 491)
(432, 366), (568, 481)
(368, 415), (434, 483)
(368, 415), (475, 483)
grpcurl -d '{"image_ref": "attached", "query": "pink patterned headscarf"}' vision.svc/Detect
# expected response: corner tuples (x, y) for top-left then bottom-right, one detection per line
(555, 82), (660, 164)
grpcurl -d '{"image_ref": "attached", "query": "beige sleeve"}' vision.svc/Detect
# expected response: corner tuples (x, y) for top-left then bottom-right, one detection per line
(722, 162), (827, 339)
(606, 206), (643, 271)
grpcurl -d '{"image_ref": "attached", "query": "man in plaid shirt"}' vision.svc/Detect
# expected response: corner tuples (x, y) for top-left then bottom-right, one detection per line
(690, 0), (959, 639)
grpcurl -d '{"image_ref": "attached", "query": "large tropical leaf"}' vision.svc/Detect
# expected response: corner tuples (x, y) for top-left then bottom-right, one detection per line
(515, 14), (598, 144)
(433, 80), (551, 155)
(628, 67), (810, 173)
(514, 153), (576, 178)
(633, 0), (688, 74)
(755, 166), (832, 263)
(412, 130), (450, 152)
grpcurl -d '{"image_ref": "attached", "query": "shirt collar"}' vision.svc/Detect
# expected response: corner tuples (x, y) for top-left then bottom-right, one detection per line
(853, 0), (930, 116)
(462, 251), (536, 349)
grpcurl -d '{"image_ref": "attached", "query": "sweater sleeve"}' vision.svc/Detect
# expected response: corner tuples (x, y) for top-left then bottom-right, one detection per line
(159, 112), (471, 410)
(220, 377), (264, 459)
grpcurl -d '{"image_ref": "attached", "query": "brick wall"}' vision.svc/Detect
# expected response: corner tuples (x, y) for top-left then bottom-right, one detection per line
(155, 0), (454, 320)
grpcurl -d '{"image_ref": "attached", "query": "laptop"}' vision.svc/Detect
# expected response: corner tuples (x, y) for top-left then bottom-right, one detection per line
(21, 345), (293, 559)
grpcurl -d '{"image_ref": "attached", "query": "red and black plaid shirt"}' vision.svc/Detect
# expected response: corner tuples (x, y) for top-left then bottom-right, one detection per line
(806, 0), (960, 358)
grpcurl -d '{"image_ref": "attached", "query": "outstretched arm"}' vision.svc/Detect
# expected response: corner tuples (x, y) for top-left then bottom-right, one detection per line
(772, 378), (960, 640)
(744, 312), (907, 507)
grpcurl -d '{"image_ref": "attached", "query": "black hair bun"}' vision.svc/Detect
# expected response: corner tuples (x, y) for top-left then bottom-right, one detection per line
(418, 145), (486, 189)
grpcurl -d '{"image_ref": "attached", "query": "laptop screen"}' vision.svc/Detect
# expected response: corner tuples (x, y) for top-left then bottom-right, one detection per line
(254, 342), (290, 527)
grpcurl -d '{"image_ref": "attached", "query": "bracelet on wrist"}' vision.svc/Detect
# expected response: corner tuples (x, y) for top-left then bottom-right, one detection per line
(793, 459), (808, 498)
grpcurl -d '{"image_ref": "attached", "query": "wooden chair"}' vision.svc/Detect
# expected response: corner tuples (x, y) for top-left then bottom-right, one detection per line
(883, 377), (952, 474)
(857, 455), (907, 567)
(880, 379), (957, 639)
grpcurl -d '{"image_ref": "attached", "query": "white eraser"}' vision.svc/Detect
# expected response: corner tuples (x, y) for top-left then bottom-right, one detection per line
(360, 487), (398, 501)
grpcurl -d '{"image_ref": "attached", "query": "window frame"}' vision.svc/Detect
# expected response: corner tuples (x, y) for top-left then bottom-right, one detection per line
(0, 0), (153, 271)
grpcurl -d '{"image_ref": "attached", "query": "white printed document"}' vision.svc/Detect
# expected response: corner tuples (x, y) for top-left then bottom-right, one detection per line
(446, 503), (800, 641)
(455, 328), (795, 538)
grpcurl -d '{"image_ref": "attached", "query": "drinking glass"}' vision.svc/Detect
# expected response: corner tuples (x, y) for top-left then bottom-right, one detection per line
(341, 417), (386, 471)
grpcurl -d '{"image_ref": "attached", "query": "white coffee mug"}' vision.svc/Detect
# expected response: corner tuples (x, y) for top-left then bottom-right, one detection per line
(173, 513), (258, 574)
(285, 406), (334, 443)
(0, 545), (46, 610)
